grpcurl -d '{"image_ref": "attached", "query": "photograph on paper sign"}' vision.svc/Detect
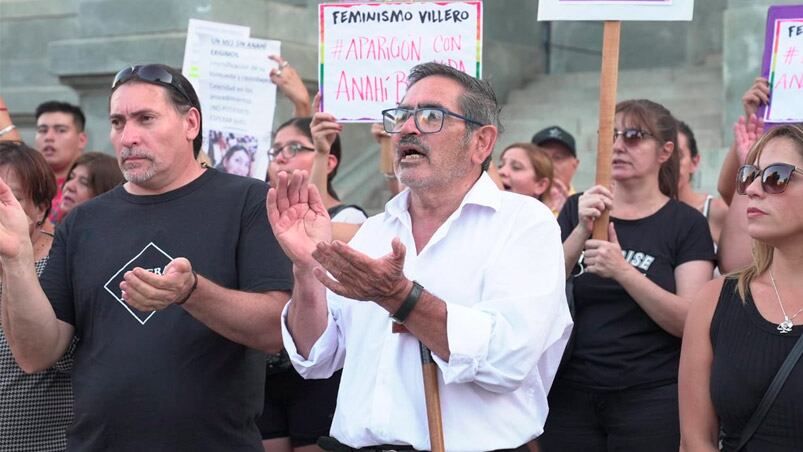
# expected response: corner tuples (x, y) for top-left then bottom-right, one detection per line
(207, 129), (258, 178)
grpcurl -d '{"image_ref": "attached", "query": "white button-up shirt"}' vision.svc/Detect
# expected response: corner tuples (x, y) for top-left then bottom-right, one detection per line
(281, 173), (573, 451)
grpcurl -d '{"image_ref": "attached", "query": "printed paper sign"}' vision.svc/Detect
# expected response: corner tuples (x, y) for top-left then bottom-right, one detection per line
(319, 1), (482, 122)
(538, 0), (692, 21)
(761, 5), (803, 124)
(182, 19), (280, 180)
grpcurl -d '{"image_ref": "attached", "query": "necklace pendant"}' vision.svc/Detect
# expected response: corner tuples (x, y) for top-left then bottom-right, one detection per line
(778, 316), (794, 334)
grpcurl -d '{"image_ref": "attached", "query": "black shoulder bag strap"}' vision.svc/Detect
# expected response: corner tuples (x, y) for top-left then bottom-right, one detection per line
(735, 331), (803, 451)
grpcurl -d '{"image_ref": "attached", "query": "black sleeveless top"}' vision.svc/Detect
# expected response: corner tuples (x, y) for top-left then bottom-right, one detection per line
(710, 278), (803, 451)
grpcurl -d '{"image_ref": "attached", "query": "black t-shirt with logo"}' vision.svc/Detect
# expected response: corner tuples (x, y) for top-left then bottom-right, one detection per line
(41, 169), (292, 451)
(557, 194), (715, 390)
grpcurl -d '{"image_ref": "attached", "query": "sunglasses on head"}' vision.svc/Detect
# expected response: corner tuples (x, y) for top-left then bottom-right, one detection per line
(736, 163), (803, 195)
(613, 128), (653, 146)
(112, 65), (195, 106)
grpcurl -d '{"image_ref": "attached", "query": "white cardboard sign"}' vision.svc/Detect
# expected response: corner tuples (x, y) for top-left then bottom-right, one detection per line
(319, 1), (483, 122)
(538, 0), (693, 21)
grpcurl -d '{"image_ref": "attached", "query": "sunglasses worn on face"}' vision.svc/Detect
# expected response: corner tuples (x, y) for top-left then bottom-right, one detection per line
(736, 163), (803, 195)
(268, 142), (315, 160)
(613, 128), (653, 146)
(112, 65), (195, 106)
(381, 107), (485, 134)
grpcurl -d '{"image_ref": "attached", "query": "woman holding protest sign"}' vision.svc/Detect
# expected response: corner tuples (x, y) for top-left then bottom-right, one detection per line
(540, 99), (715, 452)
(260, 57), (366, 452)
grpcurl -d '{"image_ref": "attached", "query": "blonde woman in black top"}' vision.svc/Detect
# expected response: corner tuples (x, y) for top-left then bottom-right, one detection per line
(680, 124), (803, 451)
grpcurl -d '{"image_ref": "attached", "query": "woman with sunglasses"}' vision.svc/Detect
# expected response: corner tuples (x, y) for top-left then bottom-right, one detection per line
(679, 124), (803, 451)
(540, 99), (715, 451)
(0, 141), (74, 450)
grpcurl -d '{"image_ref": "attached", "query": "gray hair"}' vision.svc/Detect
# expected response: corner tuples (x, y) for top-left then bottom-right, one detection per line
(407, 63), (502, 170)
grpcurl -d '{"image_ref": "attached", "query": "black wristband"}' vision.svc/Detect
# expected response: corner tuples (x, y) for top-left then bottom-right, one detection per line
(175, 271), (198, 306)
(390, 281), (423, 325)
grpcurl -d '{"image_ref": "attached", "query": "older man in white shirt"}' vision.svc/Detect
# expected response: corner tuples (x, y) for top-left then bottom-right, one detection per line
(268, 62), (573, 452)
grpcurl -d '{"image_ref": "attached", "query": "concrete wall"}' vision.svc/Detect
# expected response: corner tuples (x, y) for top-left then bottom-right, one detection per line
(4, 0), (788, 210)
(0, 0), (544, 210)
(0, 0), (541, 146)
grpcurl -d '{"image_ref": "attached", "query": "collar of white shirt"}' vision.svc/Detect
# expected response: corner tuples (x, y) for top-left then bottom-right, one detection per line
(384, 172), (501, 224)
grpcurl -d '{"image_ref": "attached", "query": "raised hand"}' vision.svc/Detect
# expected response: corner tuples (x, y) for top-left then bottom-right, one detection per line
(267, 170), (332, 270)
(733, 114), (765, 164)
(0, 177), (34, 261)
(0, 96), (21, 142)
(120, 257), (196, 311)
(311, 237), (410, 304)
(741, 77), (770, 118)
(370, 122), (390, 144)
(269, 55), (311, 117)
(548, 178), (569, 213)
(311, 110), (342, 156)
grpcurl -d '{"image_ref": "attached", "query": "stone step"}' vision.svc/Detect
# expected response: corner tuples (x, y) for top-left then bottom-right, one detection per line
(510, 82), (723, 105)
(501, 98), (723, 124)
(518, 65), (722, 93)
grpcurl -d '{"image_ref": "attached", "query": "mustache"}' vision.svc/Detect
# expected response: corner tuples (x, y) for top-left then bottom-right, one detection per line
(397, 135), (430, 155)
(119, 148), (153, 161)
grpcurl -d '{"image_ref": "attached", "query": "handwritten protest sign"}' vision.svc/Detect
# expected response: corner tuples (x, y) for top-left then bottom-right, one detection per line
(182, 19), (280, 180)
(538, 0), (692, 21)
(319, 1), (482, 122)
(761, 5), (803, 124)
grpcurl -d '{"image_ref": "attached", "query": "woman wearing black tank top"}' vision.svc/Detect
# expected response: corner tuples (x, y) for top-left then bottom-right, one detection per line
(679, 124), (803, 451)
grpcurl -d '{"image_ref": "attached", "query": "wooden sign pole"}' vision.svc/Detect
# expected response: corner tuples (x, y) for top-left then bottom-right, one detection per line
(592, 20), (621, 240)
(420, 342), (445, 452)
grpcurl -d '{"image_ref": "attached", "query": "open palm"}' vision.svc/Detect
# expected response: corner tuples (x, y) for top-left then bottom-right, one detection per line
(0, 177), (33, 260)
(267, 170), (332, 269)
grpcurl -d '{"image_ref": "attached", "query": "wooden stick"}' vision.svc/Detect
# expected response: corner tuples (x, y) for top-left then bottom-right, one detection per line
(420, 342), (445, 452)
(592, 20), (621, 240)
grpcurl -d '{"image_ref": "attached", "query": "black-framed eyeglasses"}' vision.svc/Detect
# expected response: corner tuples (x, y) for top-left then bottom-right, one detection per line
(613, 128), (653, 146)
(381, 107), (485, 134)
(112, 65), (194, 106)
(268, 142), (315, 160)
(736, 163), (803, 195)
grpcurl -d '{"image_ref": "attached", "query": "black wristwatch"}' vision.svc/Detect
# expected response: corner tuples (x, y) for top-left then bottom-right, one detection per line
(390, 281), (423, 324)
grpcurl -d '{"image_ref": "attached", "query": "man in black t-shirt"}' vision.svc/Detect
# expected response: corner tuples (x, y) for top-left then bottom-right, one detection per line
(0, 65), (292, 451)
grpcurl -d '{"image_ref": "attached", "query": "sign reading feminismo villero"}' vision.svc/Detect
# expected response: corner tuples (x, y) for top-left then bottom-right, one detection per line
(319, 2), (482, 122)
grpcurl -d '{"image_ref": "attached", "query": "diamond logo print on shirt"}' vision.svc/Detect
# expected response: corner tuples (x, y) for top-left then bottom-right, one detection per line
(103, 242), (174, 325)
